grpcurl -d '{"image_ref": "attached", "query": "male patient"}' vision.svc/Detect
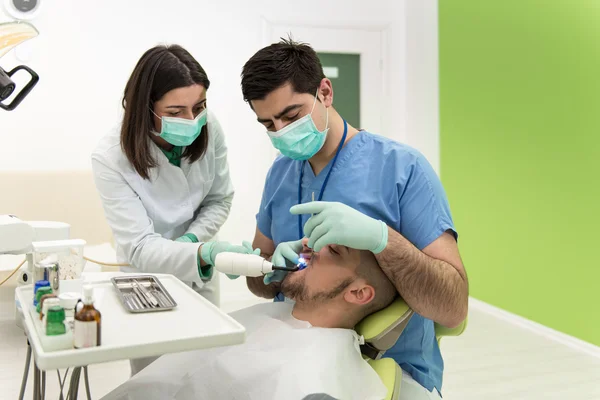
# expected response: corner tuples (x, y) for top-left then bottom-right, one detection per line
(102, 239), (396, 400)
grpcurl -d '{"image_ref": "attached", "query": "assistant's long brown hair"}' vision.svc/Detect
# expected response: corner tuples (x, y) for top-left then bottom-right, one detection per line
(121, 45), (210, 179)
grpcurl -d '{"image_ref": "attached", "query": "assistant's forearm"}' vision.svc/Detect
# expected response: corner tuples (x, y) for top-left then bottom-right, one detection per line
(187, 200), (232, 240)
(126, 235), (202, 283)
(375, 228), (468, 328)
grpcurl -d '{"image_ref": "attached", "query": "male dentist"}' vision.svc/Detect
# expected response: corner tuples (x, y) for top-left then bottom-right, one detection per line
(241, 38), (468, 398)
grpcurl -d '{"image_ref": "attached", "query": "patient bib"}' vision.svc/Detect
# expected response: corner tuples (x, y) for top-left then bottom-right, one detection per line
(101, 303), (387, 400)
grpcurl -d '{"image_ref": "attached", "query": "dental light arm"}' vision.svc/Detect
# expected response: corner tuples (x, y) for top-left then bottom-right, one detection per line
(0, 21), (40, 111)
(0, 215), (34, 254)
(0, 215), (73, 255)
(214, 253), (299, 277)
(1, 215), (88, 288)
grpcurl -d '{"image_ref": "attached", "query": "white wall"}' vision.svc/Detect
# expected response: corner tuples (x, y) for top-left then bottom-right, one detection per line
(0, 0), (439, 244)
(404, 0), (440, 173)
(1, 0), (439, 308)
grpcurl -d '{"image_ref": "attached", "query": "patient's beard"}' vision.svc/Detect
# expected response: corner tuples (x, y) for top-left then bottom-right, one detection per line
(281, 274), (355, 305)
(280, 274), (308, 302)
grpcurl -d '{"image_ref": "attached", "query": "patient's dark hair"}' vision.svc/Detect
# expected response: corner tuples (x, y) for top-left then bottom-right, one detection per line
(356, 251), (398, 320)
(280, 249), (397, 321)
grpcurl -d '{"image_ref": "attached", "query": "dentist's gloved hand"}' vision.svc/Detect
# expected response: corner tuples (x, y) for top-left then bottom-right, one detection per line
(264, 239), (303, 285)
(290, 201), (389, 253)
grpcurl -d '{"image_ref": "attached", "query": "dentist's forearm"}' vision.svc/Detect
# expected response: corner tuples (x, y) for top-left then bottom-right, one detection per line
(246, 247), (279, 298)
(246, 277), (281, 299)
(375, 227), (468, 328)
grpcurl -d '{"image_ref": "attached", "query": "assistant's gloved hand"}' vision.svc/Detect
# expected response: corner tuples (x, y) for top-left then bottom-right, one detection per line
(200, 241), (260, 280)
(290, 201), (388, 253)
(263, 239), (303, 285)
(175, 233), (197, 243)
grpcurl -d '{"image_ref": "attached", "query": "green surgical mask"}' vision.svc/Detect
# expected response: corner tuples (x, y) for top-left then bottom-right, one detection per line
(266, 90), (329, 161)
(152, 109), (207, 146)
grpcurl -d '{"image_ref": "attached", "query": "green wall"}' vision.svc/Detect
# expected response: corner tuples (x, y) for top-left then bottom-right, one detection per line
(439, 1), (600, 346)
(317, 52), (361, 129)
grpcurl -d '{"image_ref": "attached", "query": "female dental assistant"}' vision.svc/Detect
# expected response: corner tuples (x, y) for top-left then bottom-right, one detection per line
(91, 44), (253, 311)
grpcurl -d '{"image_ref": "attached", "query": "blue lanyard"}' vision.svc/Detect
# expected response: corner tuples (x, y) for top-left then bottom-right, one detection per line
(297, 120), (348, 239)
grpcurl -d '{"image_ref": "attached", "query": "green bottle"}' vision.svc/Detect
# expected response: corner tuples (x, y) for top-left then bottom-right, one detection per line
(46, 306), (66, 336)
(35, 287), (53, 313)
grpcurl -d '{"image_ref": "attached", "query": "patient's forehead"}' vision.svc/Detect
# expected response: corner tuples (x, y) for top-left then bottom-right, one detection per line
(331, 245), (361, 267)
(310, 244), (361, 271)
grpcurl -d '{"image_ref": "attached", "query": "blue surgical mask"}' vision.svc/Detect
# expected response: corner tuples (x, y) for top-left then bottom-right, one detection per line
(152, 109), (207, 147)
(267, 91), (329, 160)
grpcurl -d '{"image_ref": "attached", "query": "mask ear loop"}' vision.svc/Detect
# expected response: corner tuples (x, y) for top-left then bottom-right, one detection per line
(311, 87), (329, 133)
(150, 108), (162, 119)
(309, 87), (320, 113)
(149, 108), (162, 136)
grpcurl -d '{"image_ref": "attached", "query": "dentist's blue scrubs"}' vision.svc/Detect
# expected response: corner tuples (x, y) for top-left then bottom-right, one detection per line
(256, 130), (456, 395)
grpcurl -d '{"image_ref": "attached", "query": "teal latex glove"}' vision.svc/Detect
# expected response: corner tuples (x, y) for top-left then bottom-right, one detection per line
(175, 233), (198, 243)
(290, 201), (388, 253)
(263, 239), (303, 285)
(200, 241), (260, 280)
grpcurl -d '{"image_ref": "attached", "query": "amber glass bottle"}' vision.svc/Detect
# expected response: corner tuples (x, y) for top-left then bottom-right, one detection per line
(74, 285), (101, 348)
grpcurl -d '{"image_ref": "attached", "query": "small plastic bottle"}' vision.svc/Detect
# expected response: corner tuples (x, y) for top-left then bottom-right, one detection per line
(40, 295), (58, 320)
(42, 298), (60, 332)
(58, 292), (79, 318)
(33, 280), (51, 306)
(35, 287), (53, 312)
(46, 306), (66, 336)
(74, 285), (101, 348)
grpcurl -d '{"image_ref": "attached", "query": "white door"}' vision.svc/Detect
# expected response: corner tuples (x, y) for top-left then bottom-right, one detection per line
(262, 22), (388, 157)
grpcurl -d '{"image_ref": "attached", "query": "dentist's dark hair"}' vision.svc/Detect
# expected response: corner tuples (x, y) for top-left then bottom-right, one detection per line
(241, 37), (325, 105)
(121, 44), (210, 179)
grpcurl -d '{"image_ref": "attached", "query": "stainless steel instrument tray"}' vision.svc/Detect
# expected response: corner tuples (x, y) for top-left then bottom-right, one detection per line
(111, 275), (177, 313)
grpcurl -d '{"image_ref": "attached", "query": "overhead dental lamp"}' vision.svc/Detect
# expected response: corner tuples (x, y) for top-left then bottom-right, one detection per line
(0, 20), (39, 110)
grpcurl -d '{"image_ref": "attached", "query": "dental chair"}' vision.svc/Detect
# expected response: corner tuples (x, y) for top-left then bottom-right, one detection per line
(355, 298), (467, 400)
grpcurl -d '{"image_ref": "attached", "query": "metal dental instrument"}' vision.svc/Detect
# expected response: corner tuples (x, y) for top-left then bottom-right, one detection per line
(127, 293), (141, 310)
(132, 284), (150, 308)
(134, 279), (159, 307)
(150, 282), (171, 307)
(306, 192), (315, 263)
(273, 265), (300, 272)
(126, 293), (139, 310)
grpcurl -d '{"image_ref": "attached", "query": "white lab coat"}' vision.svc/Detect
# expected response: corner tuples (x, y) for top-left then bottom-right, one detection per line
(91, 110), (234, 289)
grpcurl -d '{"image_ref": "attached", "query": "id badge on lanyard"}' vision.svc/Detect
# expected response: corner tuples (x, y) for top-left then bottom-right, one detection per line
(297, 120), (348, 239)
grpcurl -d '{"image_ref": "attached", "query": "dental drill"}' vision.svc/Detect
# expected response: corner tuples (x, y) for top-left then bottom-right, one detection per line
(214, 253), (301, 277)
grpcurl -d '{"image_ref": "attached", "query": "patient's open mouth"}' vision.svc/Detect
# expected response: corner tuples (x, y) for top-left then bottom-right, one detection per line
(297, 252), (313, 270)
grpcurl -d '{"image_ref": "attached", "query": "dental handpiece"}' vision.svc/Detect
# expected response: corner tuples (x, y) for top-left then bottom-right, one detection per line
(214, 253), (299, 277)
